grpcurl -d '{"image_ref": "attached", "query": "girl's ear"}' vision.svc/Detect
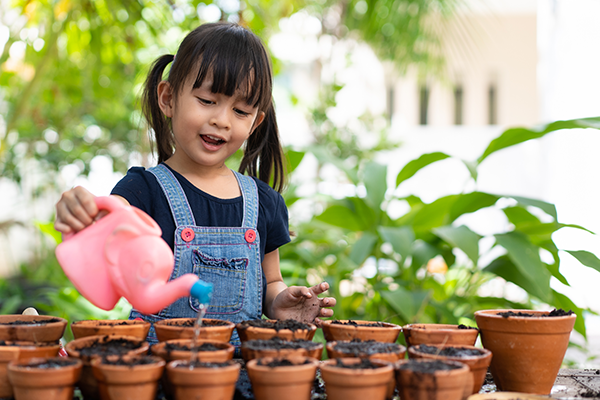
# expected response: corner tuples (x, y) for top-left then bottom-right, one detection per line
(157, 81), (174, 118)
(251, 111), (266, 134)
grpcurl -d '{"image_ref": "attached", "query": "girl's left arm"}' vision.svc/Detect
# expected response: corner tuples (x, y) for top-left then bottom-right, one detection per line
(263, 249), (336, 325)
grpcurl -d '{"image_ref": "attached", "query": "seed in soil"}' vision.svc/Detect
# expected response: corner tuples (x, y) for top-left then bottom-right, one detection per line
(497, 308), (573, 318)
(0, 318), (62, 325)
(100, 356), (159, 366)
(244, 337), (319, 351)
(241, 319), (311, 332)
(457, 324), (478, 330)
(78, 337), (143, 357)
(413, 344), (484, 357)
(333, 358), (384, 369)
(20, 358), (78, 369)
(330, 320), (386, 328)
(398, 359), (463, 373)
(256, 358), (313, 367)
(175, 360), (233, 369)
(164, 342), (221, 352)
(333, 339), (401, 356)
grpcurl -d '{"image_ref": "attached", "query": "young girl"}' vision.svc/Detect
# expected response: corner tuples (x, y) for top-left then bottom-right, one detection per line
(54, 22), (335, 346)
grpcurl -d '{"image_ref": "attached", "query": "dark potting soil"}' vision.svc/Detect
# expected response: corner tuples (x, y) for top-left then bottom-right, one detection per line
(497, 308), (574, 318)
(414, 344), (484, 357)
(244, 337), (320, 351)
(164, 342), (221, 352)
(330, 319), (386, 327)
(78, 337), (143, 357)
(100, 355), (159, 366)
(256, 358), (313, 367)
(175, 360), (233, 369)
(0, 318), (62, 325)
(165, 319), (230, 327)
(21, 358), (78, 369)
(333, 339), (401, 355)
(95, 321), (130, 326)
(398, 359), (462, 373)
(333, 358), (384, 369)
(0, 340), (59, 346)
(457, 324), (478, 330)
(241, 319), (311, 331)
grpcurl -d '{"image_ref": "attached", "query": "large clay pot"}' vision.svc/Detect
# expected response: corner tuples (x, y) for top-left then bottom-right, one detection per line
(236, 320), (317, 343)
(166, 359), (241, 400)
(474, 309), (577, 394)
(246, 356), (319, 400)
(7, 357), (82, 400)
(154, 318), (235, 342)
(241, 338), (324, 362)
(408, 344), (492, 394)
(395, 359), (470, 400)
(320, 358), (394, 400)
(91, 355), (165, 400)
(151, 338), (234, 363)
(321, 320), (401, 343)
(71, 319), (151, 340)
(402, 324), (479, 347)
(0, 315), (67, 342)
(0, 345), (19, 398)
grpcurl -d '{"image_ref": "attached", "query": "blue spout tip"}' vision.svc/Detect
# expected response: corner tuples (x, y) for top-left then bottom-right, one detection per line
(190, 280), (213, 305)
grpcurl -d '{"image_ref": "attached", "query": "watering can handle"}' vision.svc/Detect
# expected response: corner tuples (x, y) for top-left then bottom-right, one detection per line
(61, 196), (127, 241)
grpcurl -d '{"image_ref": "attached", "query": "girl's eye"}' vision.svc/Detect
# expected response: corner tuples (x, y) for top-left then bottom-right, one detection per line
(234, 108), (250, 117)
(197, 97), (213, 105)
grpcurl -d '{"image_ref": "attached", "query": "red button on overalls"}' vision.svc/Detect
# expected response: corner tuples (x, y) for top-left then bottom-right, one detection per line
(245, 229), (256, 243)
(181, 228), (195, 242)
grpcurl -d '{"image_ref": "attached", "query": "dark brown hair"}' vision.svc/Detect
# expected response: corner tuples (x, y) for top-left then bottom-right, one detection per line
(141, 22), (285, 192)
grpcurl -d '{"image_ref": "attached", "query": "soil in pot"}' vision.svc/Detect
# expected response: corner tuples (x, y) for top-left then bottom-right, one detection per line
(320, 357), (394, 400)
(241, 337), (323, 361)
(402, 323), (479, 347)
(327, 339), (406, 361)
(91, 355), (165, 400)
(71, 319), (151, 340)
(151, 338), (234, 362)
(154, 318), (235, 342)
(0, 315), (68, 343)
(7, 356), (82, 400)
(167, 359), (240, 400)
(396, 359), (470, 400)
(236, 319), (317, 343)
(321, 320), (401, 343)
(246, 356), (319, 400)
(475, 308), (577, 394)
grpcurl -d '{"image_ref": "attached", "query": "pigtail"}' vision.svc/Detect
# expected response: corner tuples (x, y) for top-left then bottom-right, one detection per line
(141, 54), (175, 164)
(240, 101), (286, 193)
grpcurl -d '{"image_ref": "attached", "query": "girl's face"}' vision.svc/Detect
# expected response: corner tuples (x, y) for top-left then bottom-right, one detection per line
(158, 75), (264, 172)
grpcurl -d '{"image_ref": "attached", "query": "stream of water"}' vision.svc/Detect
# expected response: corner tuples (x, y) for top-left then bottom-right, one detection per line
(189, 303), (207, 368)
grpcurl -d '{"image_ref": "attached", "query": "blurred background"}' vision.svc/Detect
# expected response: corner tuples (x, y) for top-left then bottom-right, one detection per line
(1, 0), (600, 366)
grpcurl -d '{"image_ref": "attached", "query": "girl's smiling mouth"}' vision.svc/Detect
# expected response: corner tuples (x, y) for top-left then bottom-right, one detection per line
(201, 134), (226, 146)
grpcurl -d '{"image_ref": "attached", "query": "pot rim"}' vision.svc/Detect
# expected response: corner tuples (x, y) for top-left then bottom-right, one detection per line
(326, 340), (406, 355)
(65, 334), (149, 359)
(246, 356), (320, 371)
(408, 344), (491, 361)
(166, 358), (240, 373)
(320, 357), (394, 375)
(71, 319), (150, 327)
(474, 309), (577, 320)
(90, 354), (165, 370)
(236, 319), (317, 333)
(321, 320), (401, 330)
(402, 323), (477, 332)
(151, 338), (234, 353)
(155, 317), (236, 328)
(395, 358), (469, 376)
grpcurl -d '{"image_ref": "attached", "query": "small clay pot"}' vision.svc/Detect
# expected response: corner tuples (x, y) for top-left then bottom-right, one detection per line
(1, 340), (62, 360)
(320, 358), (394, 400)
(7, 357), (82, 400)
(166, 359), (241, 400)
(0, 345), (19, 398)
(0, 315), (67, 342)
(65, 334), (149, 400)
(151, 339), (235, 363)
(408, 344), (492, 394)
(241, 338), (324, 362)
(91, 355), (165, 400)
(246, 356), (319, 400)
(395, 359), (470, 400)
(321, 320), (401, 343)
(236, 319), (317, 343)
(71, 319), (151, 340)
(402, 324), (479, 347)
(154, 317), (235, 342)
(475, 309), (577, 394)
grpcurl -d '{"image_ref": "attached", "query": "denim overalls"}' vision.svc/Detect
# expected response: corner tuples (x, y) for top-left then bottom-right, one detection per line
(130, 164), (263, 351)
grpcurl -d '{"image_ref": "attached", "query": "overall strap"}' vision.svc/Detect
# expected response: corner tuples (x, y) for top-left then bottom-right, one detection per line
(147, 164), (196, 227)
(232, 171), (258, 229)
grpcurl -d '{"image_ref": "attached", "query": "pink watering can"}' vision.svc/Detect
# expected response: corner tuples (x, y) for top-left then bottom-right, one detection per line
(55, 196), (212, 315)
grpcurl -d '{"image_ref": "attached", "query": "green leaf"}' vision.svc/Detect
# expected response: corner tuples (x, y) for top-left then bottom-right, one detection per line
(546, 262), (569, 286)
(364, 162), (387, 210)
(36, 221), (63, 245)
(449, 192), (499, 222)
(508, 195), (557, 221)
(552, 290), (586, 338)
(462, 160), (478, 182)
(316, 204), (365, 231)
(349, 232), (378, 266)
(477, 117), (600, 164)
(412, 240), (443, 267)
(565, 250), (600, 274)
(378, 226), (415, 261)
(412, 195), (459, 232)
(483, 255), (550, 302)
(381, 287), (431, 322)
(503, 206), (540, 226)
(285, 149), (305, 174)
(395, 152), (450, 188)
(433, 225), (481, 265)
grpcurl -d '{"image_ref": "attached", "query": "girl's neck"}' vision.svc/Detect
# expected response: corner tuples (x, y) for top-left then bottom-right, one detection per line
(164, 158), (241, 199)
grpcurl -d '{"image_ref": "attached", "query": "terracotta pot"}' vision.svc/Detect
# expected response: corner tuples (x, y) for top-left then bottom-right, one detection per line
(65, 334), (149, 400)
(0, 345), (19, 398)
(0, 315), (67, 342)
(320, 358), (394, 400)
(7, 357), (82, 400)
(71, 319), (151, 340)
(402, 324), (479, 347)
(91, 355), (165, 400)
(395, 359), (470, 400)
(167, 359), (241, 400)
(408, 344), (492, 394)
(154, 318), (235, 342)
(241, 338), (324, 362)
(246, 356), (319, 400)
(236, 320), (317, 343)
(2, 340), (61, 360)
(151, 338), (234, 362)
(474, 309), (577, 394)
(321, 320), (401, 343)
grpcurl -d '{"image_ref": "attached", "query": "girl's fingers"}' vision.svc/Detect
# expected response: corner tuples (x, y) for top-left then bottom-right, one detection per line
(311, 282), (330, 295)
(319, 308), (334, 318)
(319, 296), (336, 308)
(288, 286), (312, 299)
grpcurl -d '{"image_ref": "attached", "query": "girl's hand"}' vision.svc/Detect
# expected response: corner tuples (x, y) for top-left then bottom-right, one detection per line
(271, 282), (336, 326)
(54, 186), (99, 235)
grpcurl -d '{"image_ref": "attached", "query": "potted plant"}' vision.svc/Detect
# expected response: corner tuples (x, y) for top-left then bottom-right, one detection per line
(154, 317), (235, 342)
(408, 344), (492, 394)
(474, 308), (576, 394)
(246, 356), (319, 400)
(319, 357), (394, 400)
(0, 315), (67, 343)
(241, 337), (323, 362)
(395, 359), (470, 400)
(321, 320), (401, 343)
(402, 324), (479, 347)
(7, 357), (82, 400)
(90, 355), (165, 400)
(166, 359), (241, 400)
(236, 319), (317, 343)
(71, 319), (151, 340)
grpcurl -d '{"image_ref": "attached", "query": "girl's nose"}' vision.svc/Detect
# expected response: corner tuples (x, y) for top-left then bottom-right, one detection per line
(209, 106), (231, 130)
